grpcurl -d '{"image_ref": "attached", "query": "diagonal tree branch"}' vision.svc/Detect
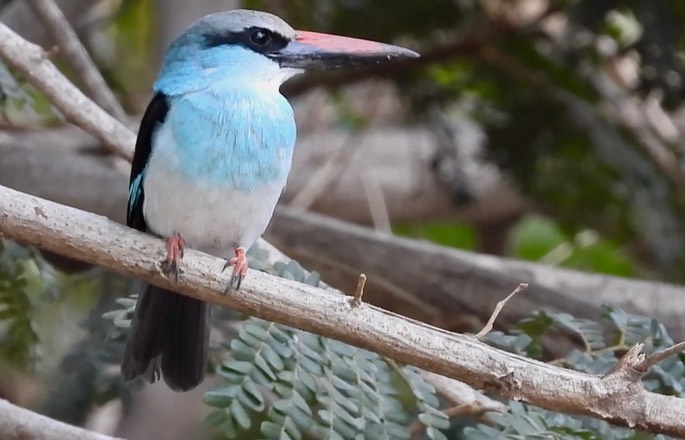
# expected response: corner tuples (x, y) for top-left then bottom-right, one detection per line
(0, 23), (134, 160)
(25, 0), (128, 122)
(0, 399), (122, 440)
(2, 183), (685, 436)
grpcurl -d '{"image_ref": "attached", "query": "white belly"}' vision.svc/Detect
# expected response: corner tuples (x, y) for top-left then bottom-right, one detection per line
(141, 125), (287, 258)
(142, 167), (285, 258)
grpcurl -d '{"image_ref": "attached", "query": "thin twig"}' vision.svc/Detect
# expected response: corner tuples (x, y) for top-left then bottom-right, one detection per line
(476, 283), (528, 339)
(350, 273), (367, 307)
(25, 0), (128, 122)
(0, 23), (135, 160)
(290, 131), (364, 209)
(359, 169), (391, 232)
(419, 370), (506, 412)
(636, 341), (685, 373)
(290, 85), (386, 210)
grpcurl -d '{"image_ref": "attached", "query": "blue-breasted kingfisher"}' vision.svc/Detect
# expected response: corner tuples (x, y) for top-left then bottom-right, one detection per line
(121, 9), (418, 391)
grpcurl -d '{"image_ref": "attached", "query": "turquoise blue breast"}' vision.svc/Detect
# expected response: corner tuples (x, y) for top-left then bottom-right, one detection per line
(160, 89), (296, 191)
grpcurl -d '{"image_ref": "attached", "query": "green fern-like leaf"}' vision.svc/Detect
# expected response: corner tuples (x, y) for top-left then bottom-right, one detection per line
(204, 248), (438, 440)
(312, 337), (364, 439)
(519, 311), (605, 352)
(399, 366), (450, 440)
(477, 306), (685, 439)
(206, 319), (291, 435)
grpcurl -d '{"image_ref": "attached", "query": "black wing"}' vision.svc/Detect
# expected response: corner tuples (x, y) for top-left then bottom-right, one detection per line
(127, 93), (170, 231)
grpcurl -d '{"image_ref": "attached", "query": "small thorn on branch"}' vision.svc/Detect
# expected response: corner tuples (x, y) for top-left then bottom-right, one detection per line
(636, 340), (685, 373)
(603, 343), (645, 378)
(350, 273), (367, 307)
(603, 340), (685, 379)
(476, 282), (528, 339)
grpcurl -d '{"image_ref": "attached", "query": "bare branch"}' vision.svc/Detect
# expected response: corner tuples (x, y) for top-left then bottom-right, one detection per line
(351, 273), (367, 307)
(0, 23), (134, 160)
(419, 370), (506, 414)
(290, 131), (364, 209)
(3, 185), (685, 437)
(269, 207), (685, 341)
(25, 0), (128, 122)
(0, 398), (122, 440)
(1, 0), (89, 47)
(636, 341), (685, 373)
(476, 283), (528, 339)
(602, 343), (645, 378)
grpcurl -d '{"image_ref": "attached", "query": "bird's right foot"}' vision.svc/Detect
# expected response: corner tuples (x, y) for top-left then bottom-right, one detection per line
(222, 247), (248, 291)
(161, 233), (185, 281)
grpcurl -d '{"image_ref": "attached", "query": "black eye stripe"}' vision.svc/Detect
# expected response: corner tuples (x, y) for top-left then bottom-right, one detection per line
(202, 26), (289, 54)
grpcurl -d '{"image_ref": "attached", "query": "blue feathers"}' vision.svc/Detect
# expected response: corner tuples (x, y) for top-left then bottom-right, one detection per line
(156, 89), (296, 191)
(155, 43), (293, 95)
(148, 38), (298, 191)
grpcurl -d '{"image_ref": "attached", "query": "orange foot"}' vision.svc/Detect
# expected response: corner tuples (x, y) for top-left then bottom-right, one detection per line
(162, 232), (185, 281)
(222, 247), (248, 290)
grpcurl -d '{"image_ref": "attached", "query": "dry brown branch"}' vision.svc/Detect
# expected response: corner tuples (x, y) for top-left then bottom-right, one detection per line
(351, 273), (367, 307)
(359, 169), (392, 232)
(268, 207), (685, 340)
(0, 23), (134, 160)
(476, 283), (528, 338)
(289, 131), (364, 209)
(4, 185), (685, 436)
(636, 341), (685, 373)
(26, 0), (128, 122)
(419, 370), (506, 414)
(1, 0), (89, 47)
(0, 399), (122, 440)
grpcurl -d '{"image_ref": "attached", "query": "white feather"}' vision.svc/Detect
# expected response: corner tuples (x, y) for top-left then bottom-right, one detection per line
(142, 121), (287, 259)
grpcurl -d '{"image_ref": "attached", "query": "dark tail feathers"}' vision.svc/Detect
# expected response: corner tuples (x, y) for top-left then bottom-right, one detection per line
(121, 285), (210, 391)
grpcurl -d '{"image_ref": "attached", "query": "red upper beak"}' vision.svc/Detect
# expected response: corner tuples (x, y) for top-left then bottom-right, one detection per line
(266, 30), (419, 70)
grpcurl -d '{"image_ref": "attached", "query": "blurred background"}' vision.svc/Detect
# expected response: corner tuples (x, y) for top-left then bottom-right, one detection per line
(2, 0), (685, 438)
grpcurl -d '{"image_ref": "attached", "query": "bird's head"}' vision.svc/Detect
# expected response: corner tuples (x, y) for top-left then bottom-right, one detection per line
(155, 9), (419, 95)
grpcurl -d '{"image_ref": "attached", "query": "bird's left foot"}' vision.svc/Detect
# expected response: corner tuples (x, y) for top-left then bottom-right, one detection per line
(222, 247), (248, 290)
(162, 233), (185, 281)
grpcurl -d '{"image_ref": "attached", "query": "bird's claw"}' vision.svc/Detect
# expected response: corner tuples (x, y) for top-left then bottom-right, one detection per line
(161, 233), (185, 281)
(222, 247), (248, 290)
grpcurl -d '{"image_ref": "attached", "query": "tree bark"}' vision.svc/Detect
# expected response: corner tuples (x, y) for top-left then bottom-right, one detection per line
(0, 399), (123, 440)
(2, 184), (685, 437)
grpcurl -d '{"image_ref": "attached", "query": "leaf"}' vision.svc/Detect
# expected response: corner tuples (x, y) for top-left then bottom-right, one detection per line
(204, 389), (236, 408)
(204, 410), (226, 427)
(229, 399), (252, 431)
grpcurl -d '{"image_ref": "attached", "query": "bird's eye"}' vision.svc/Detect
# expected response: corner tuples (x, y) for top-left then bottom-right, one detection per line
(249, 29), (272, 47)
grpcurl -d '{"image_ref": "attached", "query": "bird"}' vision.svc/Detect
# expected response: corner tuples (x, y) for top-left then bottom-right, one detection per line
(121, 9), (418, 392)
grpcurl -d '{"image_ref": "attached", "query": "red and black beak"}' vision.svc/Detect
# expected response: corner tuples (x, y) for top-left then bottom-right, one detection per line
(268, 30), (419, 70)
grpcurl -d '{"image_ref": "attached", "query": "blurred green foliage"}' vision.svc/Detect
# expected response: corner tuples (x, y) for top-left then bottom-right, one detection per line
(393, 221), (478, 251)
(509, 215), (635, 277)
(0, 240), (40, 370)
